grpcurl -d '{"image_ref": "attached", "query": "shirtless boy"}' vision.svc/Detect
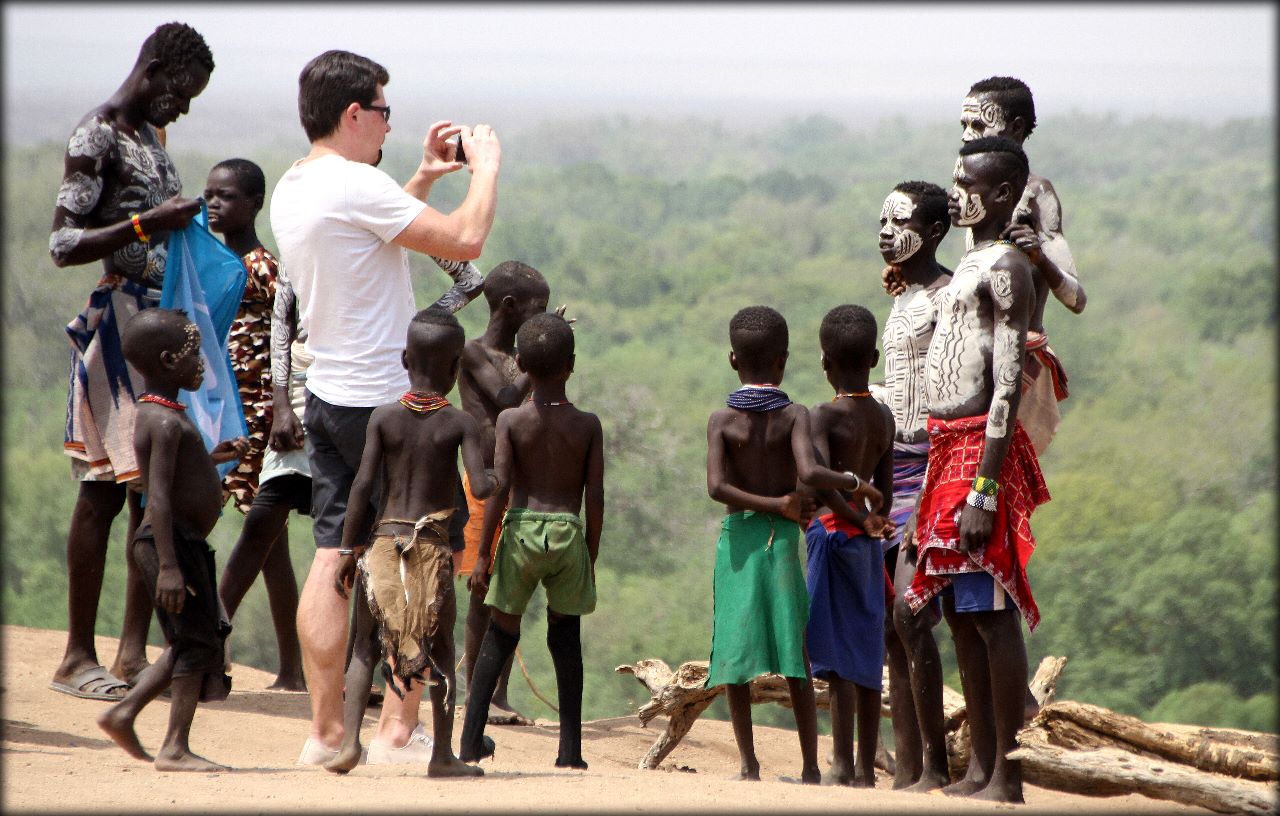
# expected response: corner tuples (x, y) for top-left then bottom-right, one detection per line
(876, 181), (954, 791)
(803, 304), (896, 787)
(460, 312), (603, 769)
(97, 308), (246, 771)
(901, 137), (1051, 803)
(455, 260), (550, 727)
(325, 307), (495, 778)
(705, 306), (881, 784)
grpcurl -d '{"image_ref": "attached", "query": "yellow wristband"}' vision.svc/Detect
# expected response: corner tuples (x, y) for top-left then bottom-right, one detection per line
(131, 213), (150, 243)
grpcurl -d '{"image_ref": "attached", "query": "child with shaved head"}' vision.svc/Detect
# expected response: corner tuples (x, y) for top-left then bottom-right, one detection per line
(704, 305), (882, 784)
(97, 308), (246, 771)
(803, 304), (896, 787)
(326, 306), (497, 777)
(460, 312), (603, 770)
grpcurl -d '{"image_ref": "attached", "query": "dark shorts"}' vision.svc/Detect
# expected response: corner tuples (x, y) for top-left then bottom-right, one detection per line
(253, 472), (312, 515)
(131, 525), (232, 701)
(303, 390), (467, 550)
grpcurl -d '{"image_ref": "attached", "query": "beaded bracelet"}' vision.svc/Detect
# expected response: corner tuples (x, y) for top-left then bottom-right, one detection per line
(131, 213), (150, 243)
(966, 490), (997, 512)
(972, 476), (1000, 497)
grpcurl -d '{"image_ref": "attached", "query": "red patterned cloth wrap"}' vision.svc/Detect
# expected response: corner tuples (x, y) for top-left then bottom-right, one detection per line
(902, 414), (1050, 630)
(1023, 330), (1069, 401)
(816, 513), (895, 604)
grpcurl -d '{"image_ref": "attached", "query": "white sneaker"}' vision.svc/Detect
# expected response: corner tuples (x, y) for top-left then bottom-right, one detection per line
(366, 723), (435, 765)
(296, 737), (340, 766)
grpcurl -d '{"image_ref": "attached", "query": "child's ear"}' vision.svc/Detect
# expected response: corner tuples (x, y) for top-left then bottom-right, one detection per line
(252, 193), (265, 212)
(515, 352), (527, 373)
(401, 349), (409, 371)
(820, 352), (830, 371)
(159, 349), (177, 370)
(870, 348), (880, 369)
(566, 353), (575, 375)
(449, 354), (460, 381)
(728, 351), (739, 371)
(501, 295), (517, 313)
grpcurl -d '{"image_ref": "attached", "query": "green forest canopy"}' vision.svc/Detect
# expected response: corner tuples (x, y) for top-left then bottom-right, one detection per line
(3, 112), (1274, 734)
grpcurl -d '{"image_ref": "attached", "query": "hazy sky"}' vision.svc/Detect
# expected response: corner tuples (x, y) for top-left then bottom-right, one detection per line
(4, 3), (1274, 147)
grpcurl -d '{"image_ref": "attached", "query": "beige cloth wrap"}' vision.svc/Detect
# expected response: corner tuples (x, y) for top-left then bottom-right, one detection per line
(359, 509), (455, 683)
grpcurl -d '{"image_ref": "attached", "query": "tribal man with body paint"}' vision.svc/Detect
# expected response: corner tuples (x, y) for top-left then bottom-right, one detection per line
(884, 76), (1084, 456)
(900, 137), (1050, 804)
(870, 182), (954, 792)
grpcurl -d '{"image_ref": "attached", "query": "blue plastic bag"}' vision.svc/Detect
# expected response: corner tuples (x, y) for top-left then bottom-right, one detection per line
(160, 202), (248, 477)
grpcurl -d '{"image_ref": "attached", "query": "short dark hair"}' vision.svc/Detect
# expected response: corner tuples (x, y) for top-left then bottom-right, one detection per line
(893, 180), (951, 241)
(122, 308), (194, 377)
(211, 158), (265, 200)
(729, 306), (789, 368)
(406, 306), (465, 362)
(516, 313), (574, 378)
(297, 50), (389, 143)
(137, 22), (214, 74)
(959, 136), (1030, 194)
(484, 260), (549, 310)
(819, 304), (877, 368)
(968, 76), (1037, 138)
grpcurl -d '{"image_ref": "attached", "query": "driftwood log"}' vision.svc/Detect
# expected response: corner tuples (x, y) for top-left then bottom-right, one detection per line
(615, 654), (1063, 772)
(1011, 700), (1279, 815)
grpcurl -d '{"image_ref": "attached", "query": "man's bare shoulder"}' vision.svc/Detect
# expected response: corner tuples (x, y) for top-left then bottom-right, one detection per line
(460, 338), (489, 370)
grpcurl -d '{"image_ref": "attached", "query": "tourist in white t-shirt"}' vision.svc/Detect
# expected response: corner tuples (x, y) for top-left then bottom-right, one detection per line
(269, 48), (501, 767)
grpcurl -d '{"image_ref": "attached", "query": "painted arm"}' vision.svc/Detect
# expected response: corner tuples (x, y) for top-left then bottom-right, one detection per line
(268, 275), (303, 452)
(428, 256), (486, 314)
(49, 122), (199, 269)
(959, 254), (1034, 555)
(1004, 179), (1086, 313)
(584, 416), (605, 566)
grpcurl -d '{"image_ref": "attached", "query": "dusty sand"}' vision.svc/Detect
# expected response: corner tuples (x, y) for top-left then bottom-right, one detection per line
(3, 624), (1207, 814)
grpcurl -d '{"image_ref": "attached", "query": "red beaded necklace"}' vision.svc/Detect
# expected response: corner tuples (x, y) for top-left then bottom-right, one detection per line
(399, 391), (450, 413)
(139, 393), (185, 411)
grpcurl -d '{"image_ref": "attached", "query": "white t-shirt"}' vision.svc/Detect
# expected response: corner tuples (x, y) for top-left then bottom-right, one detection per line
(269, 154), (427, 407)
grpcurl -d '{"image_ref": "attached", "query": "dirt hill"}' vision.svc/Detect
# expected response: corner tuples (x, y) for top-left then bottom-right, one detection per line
(2, 625), (1208, 813)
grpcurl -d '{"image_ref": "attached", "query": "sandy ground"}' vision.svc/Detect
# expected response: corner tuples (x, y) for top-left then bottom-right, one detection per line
(2, 624), (1209, 814)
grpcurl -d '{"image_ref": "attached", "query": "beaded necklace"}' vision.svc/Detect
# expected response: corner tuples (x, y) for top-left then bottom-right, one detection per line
(727, 384), (792, 412)
(139, 393), (185, 411)
(833, 391), (872, 400)
(399, 391), (450, 413)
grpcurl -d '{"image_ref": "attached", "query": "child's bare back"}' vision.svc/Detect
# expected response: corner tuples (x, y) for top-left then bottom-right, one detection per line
(500, 401), (601, 513)
(369, 401), (489, 521)
(708, 404), (806, 510)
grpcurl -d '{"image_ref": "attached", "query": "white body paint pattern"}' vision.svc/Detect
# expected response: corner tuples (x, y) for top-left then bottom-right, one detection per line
(881, 276), (949, 439)
(880, 191), (923, 263)
(961, 95), (1008, 142)
(926, 243), (1023, 439)
(965, 176), (1083, 309)
(953, 157), (986, 226)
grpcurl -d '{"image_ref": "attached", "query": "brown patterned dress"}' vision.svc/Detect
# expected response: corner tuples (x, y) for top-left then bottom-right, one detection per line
(223, 246), (279, 514)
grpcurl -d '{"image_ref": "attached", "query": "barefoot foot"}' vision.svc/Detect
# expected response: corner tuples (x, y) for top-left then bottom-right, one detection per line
(110, 657), (151, 687)
(428, 755), (484, 778)
(825, 763), (854, 786)
(970, 776), (1024, 803)
(800, 765), (821, 785)
(903, 768), (950, 793)
(940, 777), (986, 797)
(324, 743), (362, 774)
(555, 754), (588, 770)
(97, 709), (152, 761)
(154, 749), (228, 772)
(267, 675), (307, 692)
(487, 700), (533, 726)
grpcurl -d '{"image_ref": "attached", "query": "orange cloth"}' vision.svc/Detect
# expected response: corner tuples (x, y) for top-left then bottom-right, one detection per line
(459, 470), (502, 577)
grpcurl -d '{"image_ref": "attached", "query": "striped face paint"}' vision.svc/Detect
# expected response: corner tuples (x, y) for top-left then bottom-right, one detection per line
(879, 191), (923, 263)
(952, 157), (986, 226)
(961, 94), (1008, 142)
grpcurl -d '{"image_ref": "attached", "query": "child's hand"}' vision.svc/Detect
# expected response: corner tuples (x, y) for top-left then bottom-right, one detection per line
(269, 409), (305, 452)
(902, 513), (918, 559)
(211, 436), (249, 463)
(863, 513), (893, 538)
(778, 491), (808, 523)
(333, 552), (358, 599)
(882, 264), (907, 296)
(467, 566), (490, 597)
(853, 479), (883, 510)
(156, 565), (188, 614)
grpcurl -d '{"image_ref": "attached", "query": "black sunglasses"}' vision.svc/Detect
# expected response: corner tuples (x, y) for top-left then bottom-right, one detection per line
(360, 103), (391, 123)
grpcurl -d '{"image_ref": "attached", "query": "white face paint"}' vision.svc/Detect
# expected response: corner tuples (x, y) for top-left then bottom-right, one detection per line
(952, 157), (986, 226)
(879, 191), (923, 263)
(960, 94), (1008, 142)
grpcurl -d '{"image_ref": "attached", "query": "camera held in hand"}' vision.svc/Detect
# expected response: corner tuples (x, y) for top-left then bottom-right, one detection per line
(450, 134), (467, 166)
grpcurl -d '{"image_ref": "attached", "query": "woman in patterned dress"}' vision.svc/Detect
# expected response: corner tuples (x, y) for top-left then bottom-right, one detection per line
(205, 158), (305, 689)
